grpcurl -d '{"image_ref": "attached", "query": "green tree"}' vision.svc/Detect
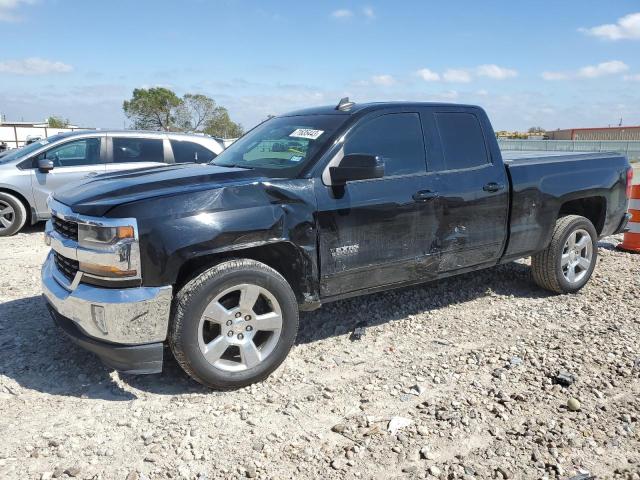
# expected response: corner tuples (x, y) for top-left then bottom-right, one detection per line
(203, 107), (244, 138)
(122, 88), (243, 136)
(123, 87), (182, 131)
(177, 93), (218, 131)
(47, 116), (70, 128)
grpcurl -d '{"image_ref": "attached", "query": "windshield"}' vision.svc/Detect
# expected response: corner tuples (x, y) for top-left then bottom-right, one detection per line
(211, 114), (347, 177)
(0, 134), (68, 164)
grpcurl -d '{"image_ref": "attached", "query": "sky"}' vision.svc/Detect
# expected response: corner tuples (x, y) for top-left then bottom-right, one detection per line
(1, 0), (639, 132)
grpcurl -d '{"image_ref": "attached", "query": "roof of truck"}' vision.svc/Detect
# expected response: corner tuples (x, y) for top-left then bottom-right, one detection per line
(282, 101), (481, 117)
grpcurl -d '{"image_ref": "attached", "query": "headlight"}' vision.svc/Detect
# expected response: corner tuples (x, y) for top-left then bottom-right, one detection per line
(78, 224), (135, 248)
(77, 224), (138, 279)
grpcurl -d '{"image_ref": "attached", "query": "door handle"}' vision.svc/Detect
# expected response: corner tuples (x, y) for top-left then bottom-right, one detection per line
(84, 172), (99, 178)
(483, 182), (504, 193)
(412, 190), (439, 202)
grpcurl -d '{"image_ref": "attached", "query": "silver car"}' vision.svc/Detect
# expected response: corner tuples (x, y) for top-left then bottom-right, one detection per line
(0, 130), (224, 236)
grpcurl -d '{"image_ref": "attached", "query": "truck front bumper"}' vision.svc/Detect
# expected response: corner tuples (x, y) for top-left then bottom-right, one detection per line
(41, 251), (173, 374)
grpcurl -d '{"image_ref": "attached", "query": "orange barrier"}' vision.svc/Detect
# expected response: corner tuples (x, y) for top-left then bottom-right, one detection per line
(617, 183), (640, 253)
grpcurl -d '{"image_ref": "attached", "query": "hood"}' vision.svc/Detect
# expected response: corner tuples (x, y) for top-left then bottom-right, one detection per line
(53, 163), (265, 217)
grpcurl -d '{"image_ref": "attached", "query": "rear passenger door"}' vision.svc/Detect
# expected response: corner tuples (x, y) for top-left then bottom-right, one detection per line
(422, 107), (509, 272)
(106, 135), (168, 172)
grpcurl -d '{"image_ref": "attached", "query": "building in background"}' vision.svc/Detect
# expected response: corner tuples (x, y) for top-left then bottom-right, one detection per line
(547, 126), (640, 141)
(0, 120), (93, 149)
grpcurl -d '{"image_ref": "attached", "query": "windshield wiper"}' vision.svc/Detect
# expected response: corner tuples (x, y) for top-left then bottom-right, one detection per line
(212, 163), (253, 170)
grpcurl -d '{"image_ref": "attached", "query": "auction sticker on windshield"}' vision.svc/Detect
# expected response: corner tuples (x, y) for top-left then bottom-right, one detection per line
(290, 128), (324, 140)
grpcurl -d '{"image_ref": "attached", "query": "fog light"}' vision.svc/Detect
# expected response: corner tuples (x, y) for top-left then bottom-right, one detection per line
(91, 305), (108, 334)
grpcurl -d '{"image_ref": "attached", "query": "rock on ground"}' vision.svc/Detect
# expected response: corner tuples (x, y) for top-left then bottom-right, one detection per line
(1, 226), (639, 479)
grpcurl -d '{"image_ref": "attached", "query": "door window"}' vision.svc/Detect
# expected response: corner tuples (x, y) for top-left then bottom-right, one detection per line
(113, 137), (164, 163)
(41, 138), (101, 167)
(170, 140), (218, 163)
(344, 113), (426, 176)
(435, 112), (489, 170)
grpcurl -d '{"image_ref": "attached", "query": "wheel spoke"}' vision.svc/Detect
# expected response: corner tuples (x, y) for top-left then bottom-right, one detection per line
(577, 257), (591, 270)
(203, 301), (231, 324)
(0, 217), (12, 228)
(566, 265), (576, 282)
(566, 232), (576, 249)
(254, 311), (282, 331)
(240, 341), (261, 369)
(203, 336), (229, 364)
(239, 284), (261, 311)
(575, 235), (589, 250)
(0, 206), (13, 216)
(561, 253), (571, 267)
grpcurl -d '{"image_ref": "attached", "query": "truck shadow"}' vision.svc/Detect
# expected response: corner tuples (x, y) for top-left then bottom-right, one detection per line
(0, 257), (563, 399)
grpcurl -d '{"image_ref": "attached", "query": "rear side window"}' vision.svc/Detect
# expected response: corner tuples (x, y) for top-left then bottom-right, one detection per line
(435, 112), (489, 170)
(170, 140), (217, 163)
(112, 137), (164, 163)
(344, 113), (426, 176)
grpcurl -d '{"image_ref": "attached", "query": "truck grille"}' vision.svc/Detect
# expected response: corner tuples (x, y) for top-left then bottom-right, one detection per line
(54, 252), (79, 281)
(52, 216), (78, 241)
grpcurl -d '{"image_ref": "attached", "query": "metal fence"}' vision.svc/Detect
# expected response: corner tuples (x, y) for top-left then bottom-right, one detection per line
(498, 139), (640, 162)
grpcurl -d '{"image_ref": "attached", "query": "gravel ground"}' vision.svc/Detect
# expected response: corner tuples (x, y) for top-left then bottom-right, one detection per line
(0, 226), (639, 480)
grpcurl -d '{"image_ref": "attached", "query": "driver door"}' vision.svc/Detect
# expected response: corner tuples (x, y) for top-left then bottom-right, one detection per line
(31, 136), (106, 215)
(315, 111), (440, 297)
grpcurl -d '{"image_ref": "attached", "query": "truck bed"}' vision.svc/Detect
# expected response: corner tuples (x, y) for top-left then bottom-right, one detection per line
(500, 149), (629, 261)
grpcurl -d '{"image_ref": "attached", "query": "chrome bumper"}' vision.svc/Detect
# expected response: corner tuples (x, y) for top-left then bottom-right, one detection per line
(42, 251), (172, 345)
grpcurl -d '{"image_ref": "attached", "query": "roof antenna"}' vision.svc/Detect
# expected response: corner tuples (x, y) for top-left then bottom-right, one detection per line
(336, 97), (355, 111)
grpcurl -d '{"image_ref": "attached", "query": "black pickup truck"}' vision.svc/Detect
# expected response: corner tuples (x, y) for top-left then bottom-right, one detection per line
(42, 99), (633, 388)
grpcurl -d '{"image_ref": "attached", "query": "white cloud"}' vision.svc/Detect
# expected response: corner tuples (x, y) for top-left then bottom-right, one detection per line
(580, 12), (640, 40)
(371, 74), (396, 86)
(476, 64), (518, 79)
(624, 74), (640, 81)
(416, 68), (440, 82)
(363, 6), (375, 19)
(331, 9), (353, 19)
(542, 61), (629, 80)
(443, 69), (472, 83)
(0, 0), (35, 21)
(541, 71), (569, 81)
(578, 60), (629, 78)
(0, 57), (73, 75)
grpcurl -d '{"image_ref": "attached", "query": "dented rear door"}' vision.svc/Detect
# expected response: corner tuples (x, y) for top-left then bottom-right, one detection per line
(421, 106), (509, 272)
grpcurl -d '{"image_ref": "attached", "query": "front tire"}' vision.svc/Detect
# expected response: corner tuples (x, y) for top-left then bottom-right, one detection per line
(531, 215), (598, 294)
(169, 259), (299, 389)
(0, 192), (27, 237)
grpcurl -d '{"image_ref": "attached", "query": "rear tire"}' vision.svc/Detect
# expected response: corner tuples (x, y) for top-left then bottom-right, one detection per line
(0, 192), (27, 237)
(531, 215), (598, 294)
(169, 259), (299, 389)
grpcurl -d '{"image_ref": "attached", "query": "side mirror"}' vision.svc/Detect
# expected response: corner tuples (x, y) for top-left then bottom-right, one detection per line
(38, 158), (55, 173)
(329, 154), (384, 185)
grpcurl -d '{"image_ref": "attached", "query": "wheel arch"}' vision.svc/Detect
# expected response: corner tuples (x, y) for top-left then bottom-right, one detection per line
(557, 195), (607, 235)
(0, 187), (32, 225)
(174, 241), (319, 307)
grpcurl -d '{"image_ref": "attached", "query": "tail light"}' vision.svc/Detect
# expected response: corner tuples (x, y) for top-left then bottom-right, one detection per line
(626, 167), (634, 199)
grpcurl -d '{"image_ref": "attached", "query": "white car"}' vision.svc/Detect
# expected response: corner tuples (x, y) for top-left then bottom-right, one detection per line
(0, 130), (224, 236)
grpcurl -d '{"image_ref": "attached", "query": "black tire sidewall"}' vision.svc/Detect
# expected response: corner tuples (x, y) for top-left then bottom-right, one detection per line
(0, 193), (26, 236)
(555, 218), (598, 293)
(174, 265), (298, 388)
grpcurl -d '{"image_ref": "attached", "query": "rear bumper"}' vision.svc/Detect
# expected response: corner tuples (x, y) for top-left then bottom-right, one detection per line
(47, 305), (164, 374)
(614, 212), (632, 235)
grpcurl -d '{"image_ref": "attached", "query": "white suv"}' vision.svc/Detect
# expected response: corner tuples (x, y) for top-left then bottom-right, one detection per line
(0, 130), (224, 236)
